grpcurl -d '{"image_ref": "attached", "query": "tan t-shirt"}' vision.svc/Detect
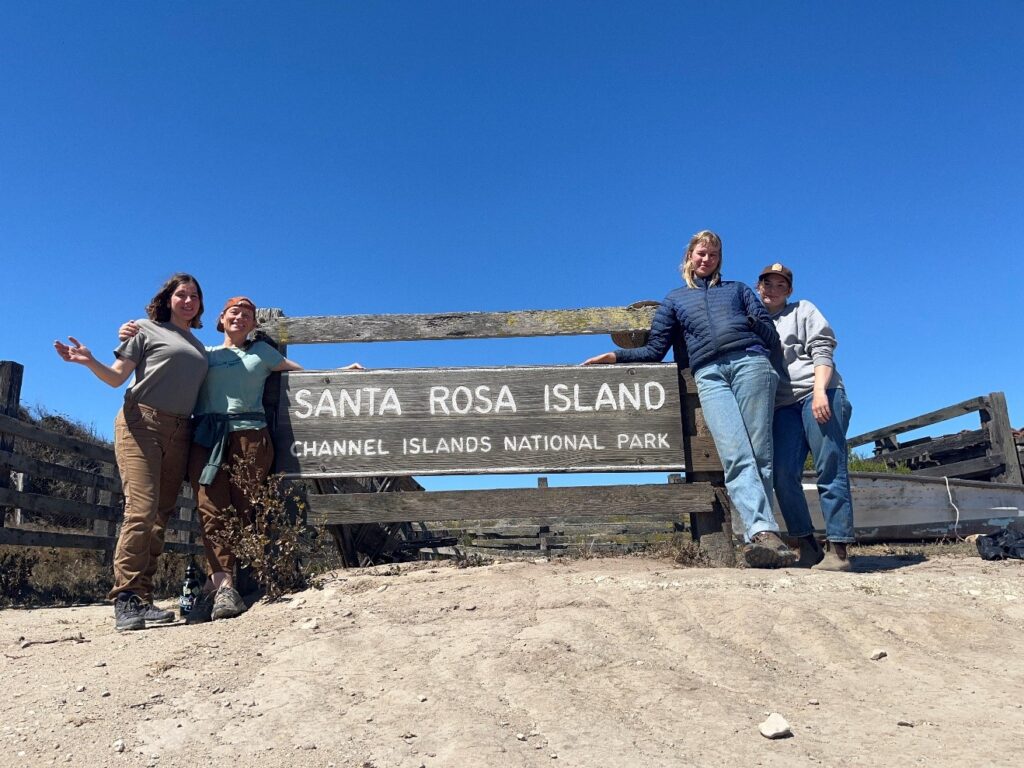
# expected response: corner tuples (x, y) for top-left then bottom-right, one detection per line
(114, 319), (209, 416)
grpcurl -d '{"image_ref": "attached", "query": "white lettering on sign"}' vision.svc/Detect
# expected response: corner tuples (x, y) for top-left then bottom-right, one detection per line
(543, 382), (666, 413)
(402, 436), (493, 454)
(502, 434), (606, 451)
(428, 385), (517, 415)
(616, 433), (670, 450)
(292, 388), (403, 419)
(290, 439), (391, 457)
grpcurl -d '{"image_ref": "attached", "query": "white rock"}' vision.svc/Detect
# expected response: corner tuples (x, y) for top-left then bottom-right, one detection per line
(870, 649), (888, 661)
(759, 713), (792, 739)
(113, 740), (125, 753)
(301, 617), (320, 630)
(516, 733), (527, 741)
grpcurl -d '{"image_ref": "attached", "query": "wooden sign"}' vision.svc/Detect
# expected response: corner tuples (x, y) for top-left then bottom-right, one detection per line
(273, 364), (688, 478)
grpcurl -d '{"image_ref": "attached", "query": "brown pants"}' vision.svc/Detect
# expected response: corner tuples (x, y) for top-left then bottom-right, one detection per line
(188, 428), (274, 577)
(110, 401), (191, 601)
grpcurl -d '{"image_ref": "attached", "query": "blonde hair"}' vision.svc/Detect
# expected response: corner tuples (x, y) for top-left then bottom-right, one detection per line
(680, 230), (723, 289)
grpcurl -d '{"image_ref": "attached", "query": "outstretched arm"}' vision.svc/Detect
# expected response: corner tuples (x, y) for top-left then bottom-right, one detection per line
(53, 337), (136, 388)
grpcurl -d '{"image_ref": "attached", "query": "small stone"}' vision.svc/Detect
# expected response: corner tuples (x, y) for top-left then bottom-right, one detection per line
(534, 558), (549, 564)
(808, 699), (819, 705)
(101, 691), (111, 698)
(112, 740), (125, 753)
(342, 610), (353, 617)
(759, 713), (792, 739)
(897, 720), (914, 727)
(529, 730), (539, 737)
(418, 695), (428, 702)
(516, 733), (527, 741)
(870, 649), (888, 661)
(75, 686), (85, 693)
(464, 605), (477, 611)
(376, 585), (388, 593)
(301, 617), (319, 630)
(94, 662), (106, 668)
(550, 754), (558, 760)
(299, 742), (316, 750)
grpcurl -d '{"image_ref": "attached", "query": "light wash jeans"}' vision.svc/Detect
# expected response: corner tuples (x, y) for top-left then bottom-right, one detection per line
(693, 351), (779, 542)
(772, 387), (855, 543)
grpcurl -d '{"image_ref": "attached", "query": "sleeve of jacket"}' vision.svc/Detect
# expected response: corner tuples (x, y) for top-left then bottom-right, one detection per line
(800, 300), (838, 368)
(741, 284), (780, 350)
(614, 298), (680, 365)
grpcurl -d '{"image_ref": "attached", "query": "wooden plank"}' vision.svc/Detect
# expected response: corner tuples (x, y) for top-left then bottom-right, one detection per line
(983, 392), (1024, 484)
(0, 487), (199, 531)
(260, 306), (658, 346)
(307, 482), (717, 525)
(0, 448), (122, 494)
(867, 429), (988, 464)
(847, 396), (989, 448)
(0, 412), (115, 464)
(911, 454), (1006, 479)
(274, 364), (718, 477)
(0, 526), (203, 555)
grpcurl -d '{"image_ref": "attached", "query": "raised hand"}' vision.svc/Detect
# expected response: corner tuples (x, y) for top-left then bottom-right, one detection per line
(53, 336), (95, 365)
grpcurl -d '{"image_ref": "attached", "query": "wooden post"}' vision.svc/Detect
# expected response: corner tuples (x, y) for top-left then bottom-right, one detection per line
(0, 361), (24, 527)
(982, 392), (1023, 485)
(678, 369), (736, 566)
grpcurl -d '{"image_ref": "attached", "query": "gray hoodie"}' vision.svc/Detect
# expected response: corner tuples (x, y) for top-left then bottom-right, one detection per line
(769, 300), (845, 408)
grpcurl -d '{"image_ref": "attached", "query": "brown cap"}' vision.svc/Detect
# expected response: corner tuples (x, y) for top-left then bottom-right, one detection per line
(216, 296), (256, 332)
(758, 262), (793, 286)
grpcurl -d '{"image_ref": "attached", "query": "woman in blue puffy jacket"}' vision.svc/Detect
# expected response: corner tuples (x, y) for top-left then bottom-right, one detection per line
(584, 229), (796, 568)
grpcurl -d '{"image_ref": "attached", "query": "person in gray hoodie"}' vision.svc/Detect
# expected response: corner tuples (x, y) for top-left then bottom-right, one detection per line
(757, 263), (854, 571)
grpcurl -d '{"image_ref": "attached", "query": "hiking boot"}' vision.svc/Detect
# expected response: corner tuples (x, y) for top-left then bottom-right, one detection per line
(795, 535), (825, 568)
(813, 542), (853, 572)
(143, 603), (176, 624)
(744, 531), (799, 569)
(185, 591), (215, 625)
(211, 587), (246, 621)
(113, 592), (147, 631)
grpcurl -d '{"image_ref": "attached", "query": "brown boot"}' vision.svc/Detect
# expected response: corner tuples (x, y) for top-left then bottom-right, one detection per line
(813, 541), (853, 572)
(744, 531), (799, 569)
(795, 535), (825, 568)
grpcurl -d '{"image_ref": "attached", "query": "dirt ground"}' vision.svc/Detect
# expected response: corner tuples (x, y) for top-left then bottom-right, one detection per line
(2, 551), (1024, 768)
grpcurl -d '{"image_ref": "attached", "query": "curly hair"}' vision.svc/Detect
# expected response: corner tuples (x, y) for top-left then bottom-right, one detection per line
(145, 273), (204, 328)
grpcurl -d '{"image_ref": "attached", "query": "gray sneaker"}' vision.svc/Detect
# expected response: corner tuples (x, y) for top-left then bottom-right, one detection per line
(113, 593), (147, 631)
(144, 603), (176, 623)
(211, 587), (246, 621)
(744, 531), (799, 569)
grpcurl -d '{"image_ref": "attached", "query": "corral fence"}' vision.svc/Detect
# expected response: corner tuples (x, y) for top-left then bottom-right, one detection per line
(847, 392), (1023, 485)
(0, 360), (203, 558)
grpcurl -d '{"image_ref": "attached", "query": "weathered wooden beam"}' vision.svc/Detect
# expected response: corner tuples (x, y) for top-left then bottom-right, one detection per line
(847, 396), (990, 448)
(911, 454), (1006, 479)
(0, 526), (202, 555)
(306, 482), (717, 525)
(868, 429), (988, 465)
(259, 306), (658, 346)
(0, 487), (198, 531)
(982, 392), (1024, 484)
(0, 361), (24, 527)
(0, 449), (122, 494)
(0, 412), (115, 464)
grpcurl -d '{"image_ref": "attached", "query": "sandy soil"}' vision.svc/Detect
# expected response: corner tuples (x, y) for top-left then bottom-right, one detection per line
(2, 553), (1024, 768)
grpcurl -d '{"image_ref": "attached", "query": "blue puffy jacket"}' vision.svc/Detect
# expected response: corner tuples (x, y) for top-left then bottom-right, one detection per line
(615, 277), (779, 372)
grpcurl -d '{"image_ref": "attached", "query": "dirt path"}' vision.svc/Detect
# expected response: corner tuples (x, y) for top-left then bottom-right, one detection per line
(3, 554), (1024, 767)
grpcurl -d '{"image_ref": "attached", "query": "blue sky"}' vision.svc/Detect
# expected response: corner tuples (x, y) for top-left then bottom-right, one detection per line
(2, 2), (1022, 487)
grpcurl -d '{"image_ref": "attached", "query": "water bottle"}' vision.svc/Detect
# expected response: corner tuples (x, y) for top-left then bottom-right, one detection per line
(180, 561), (201, 617)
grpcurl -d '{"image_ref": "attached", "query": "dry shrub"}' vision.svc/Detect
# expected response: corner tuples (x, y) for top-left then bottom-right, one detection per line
(206, 455), (315, 599)
(663, 534), (712, 567)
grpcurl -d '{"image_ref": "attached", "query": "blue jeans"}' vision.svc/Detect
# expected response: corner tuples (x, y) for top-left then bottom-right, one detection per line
(773, 387), (855, 543)
(693, 351), (779, 542)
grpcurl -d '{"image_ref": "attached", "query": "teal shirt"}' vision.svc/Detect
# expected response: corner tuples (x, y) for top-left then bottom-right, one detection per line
(193, 341), (285, 430)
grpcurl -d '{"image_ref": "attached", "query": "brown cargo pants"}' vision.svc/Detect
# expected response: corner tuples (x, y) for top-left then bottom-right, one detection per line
(187, 428), (274, 577)
(110, 400), (191, 601)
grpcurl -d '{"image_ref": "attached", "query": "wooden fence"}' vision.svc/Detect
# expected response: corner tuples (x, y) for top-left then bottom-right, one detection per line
(0, 361), (203, 556)
(847, 392), (1023, 485)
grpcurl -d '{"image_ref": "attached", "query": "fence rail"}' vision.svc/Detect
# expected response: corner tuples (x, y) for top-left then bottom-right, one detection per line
(0, 362), (203, 556)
